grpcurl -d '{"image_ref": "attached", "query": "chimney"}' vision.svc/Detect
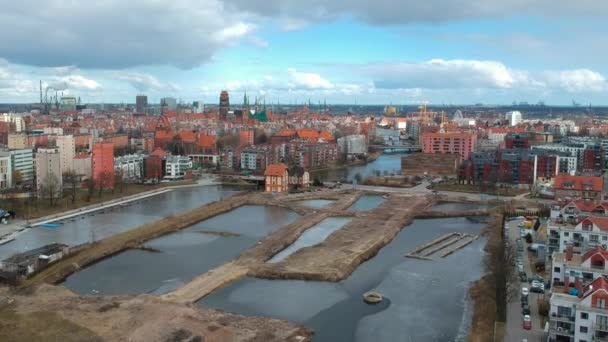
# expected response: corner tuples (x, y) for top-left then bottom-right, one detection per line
(566, 243), (574, 262)
(575, 277), (583, 297)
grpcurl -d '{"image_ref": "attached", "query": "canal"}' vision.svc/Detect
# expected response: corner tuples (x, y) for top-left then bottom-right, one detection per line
(63, 205), (300, 296)
(199, 217), (488, 342)
(0, 185), (241, 260)
(312, 153), (406, 183)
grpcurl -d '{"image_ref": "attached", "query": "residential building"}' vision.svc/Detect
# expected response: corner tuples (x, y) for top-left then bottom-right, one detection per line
(421, 132), (477, 162)
(160, 97), (177, 111)
(241, 147), (271, 173)
(73, 154), (91, 180)
(56, 135), (75, 174)
(0, 151), (11, 189)
(264, 164), (288, 193)
(114, 154), (144, 180)
(287, 165), (310, 189)
(337, 135), (368, 157)
(506, 111), (522, 126)
(239, 130), (254, 147)
(548, 276), (608, 342)
(548, 216), (608, 255)
(9, 149), (34, 185)
(144, 156), (164, 180)
(551, 246), (608, 288)
(92, 143), (114, 189)
(164, 156), (192, 180)
(136, 95), (148, 113)
(35, 148), (62, 197)
(554, 175), (604, 201)
(1, 113), (25, 132)
(403, 153), (460, 177)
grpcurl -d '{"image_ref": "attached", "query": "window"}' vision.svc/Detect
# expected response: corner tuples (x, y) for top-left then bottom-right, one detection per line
(598, 299), (606, 309)
(581, 312), (588, 319)
(554, 267), (561, 273)
(591, 235), (599, 242)
(604, 236), (608, 241)
(564, 232), (570, 237)
(580, 326), (588, 333)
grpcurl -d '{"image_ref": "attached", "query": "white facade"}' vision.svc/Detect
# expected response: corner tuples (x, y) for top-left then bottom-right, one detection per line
(35, 148), (62, 197)
(114, 154), (144, 180)
(164, 156), (192, 180)
(56, 135), (75, 174)
(10, 149), (34, 184)
(506, 111), (522, 126)
(337, 135), (367, 156)
(549, 286), (608, 342)
(1, 113), (25, 132)
(0, 151), (12, 189)
(548, 218), (608, 255)
(44, 127), (64, 135)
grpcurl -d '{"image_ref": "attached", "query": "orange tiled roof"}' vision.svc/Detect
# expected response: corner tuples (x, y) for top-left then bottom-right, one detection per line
(198, 134), (216, 148)
(150, 148), (168, 158)
(554, 175), (603, 192)
(264, 164), (288, 176)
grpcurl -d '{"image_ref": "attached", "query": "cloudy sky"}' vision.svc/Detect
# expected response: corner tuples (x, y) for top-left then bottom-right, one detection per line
(1, 0), (607, 105)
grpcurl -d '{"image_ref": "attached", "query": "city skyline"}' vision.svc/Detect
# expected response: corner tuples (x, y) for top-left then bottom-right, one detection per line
(1, 1), (608, 105)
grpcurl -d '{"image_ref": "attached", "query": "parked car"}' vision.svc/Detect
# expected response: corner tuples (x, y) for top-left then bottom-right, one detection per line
(531, 280), (543, 288)
(521, 296), (528, 306)
(523, 315), (532, 330)
(521, 287), (530, 296)
(529, 275), (544, 283)
(530, 286), (545, 294)
(522, 304), (531, 315)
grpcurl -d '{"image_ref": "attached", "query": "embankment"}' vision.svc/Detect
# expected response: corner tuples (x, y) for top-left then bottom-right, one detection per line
(19, 194), (250, 288)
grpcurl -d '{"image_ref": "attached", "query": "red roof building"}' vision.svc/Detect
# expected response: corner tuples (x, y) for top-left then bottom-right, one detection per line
(554, 175), (604, 201)
(264, 164), (289, 193)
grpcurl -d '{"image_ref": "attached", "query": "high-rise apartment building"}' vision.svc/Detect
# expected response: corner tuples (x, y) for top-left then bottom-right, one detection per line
(421, 132), (478, 162)
(56, 135), (75, 174)
(92, 143), (114, 189)
(136, 95), (148, 113)
(36, 148), (62, 197)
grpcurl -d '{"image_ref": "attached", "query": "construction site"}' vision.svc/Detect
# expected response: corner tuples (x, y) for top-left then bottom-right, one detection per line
(0, 188), (499, 341)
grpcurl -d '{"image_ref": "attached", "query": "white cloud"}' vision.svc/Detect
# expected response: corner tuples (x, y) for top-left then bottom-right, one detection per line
(344, 59), (607, 94)
(112, 72), (164, 92)
(287, 68), (334, 89)
(0, 0), (255, 69)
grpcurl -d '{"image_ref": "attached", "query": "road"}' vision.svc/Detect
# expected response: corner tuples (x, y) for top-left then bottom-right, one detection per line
(504, 218), (547, 342)
(333, 180), (546, 203)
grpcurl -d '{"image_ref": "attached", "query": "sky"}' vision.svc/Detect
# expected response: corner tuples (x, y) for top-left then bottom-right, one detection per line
(1, 0), (608, 105)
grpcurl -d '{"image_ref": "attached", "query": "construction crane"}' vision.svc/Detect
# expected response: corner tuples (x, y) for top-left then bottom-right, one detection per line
(40, 81), (66, 115)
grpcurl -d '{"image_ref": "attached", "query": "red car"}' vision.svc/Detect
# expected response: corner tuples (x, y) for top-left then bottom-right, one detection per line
(523, 315), (532, 330)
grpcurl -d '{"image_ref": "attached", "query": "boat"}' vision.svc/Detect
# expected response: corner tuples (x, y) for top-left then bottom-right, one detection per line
(40, 223), (62, 228)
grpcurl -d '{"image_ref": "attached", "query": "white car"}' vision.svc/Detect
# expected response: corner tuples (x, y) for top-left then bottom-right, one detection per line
(521, 287), (530, 296)
(531, 280), (543, 288)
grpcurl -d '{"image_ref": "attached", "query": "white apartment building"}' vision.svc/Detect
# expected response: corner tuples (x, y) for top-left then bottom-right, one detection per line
(548, 217), (608, 256)
(164, 156), (192, 180)
(56, 135), (75, 174)
(506, 111), (522, 126)
(0, 151), (12, 189)
(114, 154), (144, 180)
(1, 113), (25, 132)
(35, 148), (62, 197)
(10, 149), (34, 184)
(549, 276), (608, 342)
(551, 247), (608, 287)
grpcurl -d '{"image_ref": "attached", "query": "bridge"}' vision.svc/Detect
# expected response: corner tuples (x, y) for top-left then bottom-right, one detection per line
(370, 145), (422, 153)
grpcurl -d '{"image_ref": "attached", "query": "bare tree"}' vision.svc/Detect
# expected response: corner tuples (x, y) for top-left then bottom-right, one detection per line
(85, 178), (96, 202)
(483, 215), (516, 322)
(41, 174), (61, 207)
(63, 171), (81, 204)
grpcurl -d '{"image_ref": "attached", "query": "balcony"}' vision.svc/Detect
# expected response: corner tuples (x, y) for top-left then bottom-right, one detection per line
(595, 324), (608, 333)
(551, 313), (576, 323)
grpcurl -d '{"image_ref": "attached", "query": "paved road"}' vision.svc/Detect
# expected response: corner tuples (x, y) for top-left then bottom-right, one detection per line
(504, 218), (547, 342)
